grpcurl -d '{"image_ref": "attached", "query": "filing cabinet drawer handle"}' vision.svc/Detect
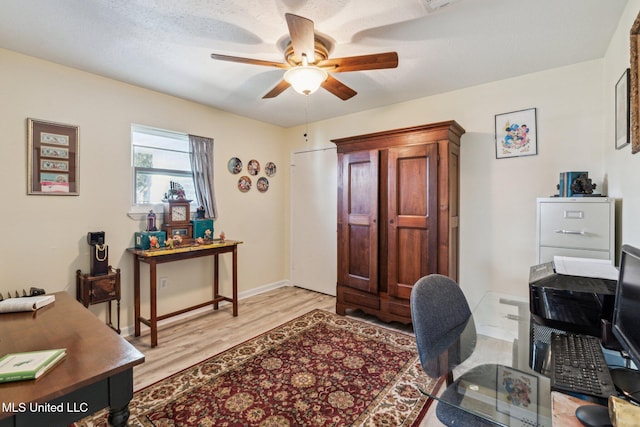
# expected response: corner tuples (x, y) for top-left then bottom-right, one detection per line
(564, 210), (584, 219)
(554, 229), (585, 235)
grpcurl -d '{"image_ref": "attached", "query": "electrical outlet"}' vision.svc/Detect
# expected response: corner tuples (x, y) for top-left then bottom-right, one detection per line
(159, 277), (168, 289)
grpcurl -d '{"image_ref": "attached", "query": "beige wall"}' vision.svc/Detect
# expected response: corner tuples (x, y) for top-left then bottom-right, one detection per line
(287, 0), (640, 308)
(285, 59), (608, 306)
(604, 0), (640, 254)
(284, 0), (640, 307)
(0, 49), (288, 330)
(2, 1), (640, 331)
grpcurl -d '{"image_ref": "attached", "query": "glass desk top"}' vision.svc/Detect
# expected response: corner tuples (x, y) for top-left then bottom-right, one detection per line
(420, 292), (552, 427)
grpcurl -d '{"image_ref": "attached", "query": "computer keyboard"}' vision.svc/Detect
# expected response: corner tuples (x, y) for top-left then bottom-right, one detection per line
(550, 332), (617, 400)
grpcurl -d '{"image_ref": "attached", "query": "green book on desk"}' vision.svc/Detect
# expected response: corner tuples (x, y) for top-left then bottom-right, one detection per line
(0, 348), (66, 383)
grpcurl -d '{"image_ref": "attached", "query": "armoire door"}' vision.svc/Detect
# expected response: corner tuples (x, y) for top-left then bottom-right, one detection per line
(337, 150), (379, 294)
(387, 143), (438, 300)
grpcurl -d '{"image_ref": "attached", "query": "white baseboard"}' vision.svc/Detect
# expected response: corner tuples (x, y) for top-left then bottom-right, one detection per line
(121, 280), (291, 337)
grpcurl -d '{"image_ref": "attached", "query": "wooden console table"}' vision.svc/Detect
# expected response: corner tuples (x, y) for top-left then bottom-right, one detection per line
(0, 291), (144, 427)
(128, 240), (242, 348)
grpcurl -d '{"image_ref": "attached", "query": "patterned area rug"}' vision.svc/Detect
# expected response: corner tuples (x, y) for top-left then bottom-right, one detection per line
(75, 309), (442, 426)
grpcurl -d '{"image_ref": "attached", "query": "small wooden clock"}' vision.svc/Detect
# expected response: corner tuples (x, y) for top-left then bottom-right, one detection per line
(163, 199), (193, 239)
(164, 199), (191, 224)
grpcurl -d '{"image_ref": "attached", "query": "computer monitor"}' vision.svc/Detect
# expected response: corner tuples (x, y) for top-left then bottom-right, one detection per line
(610, 244), (640, 403)
(612, 244), (640, 367)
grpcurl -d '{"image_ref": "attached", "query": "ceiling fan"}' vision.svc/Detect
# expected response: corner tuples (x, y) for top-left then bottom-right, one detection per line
(210, 13), (398, 100)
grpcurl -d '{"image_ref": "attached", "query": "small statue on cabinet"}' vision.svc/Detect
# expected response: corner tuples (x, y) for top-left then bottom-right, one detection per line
(570, 173), (597, 195)
(164, 181), (186, 200)
(164, 238), (176, 249)
(149, 235), (160, 249)
(146, 210), (157, 231)
(204, 229), (212, 241)
(196, 206), (206, 219)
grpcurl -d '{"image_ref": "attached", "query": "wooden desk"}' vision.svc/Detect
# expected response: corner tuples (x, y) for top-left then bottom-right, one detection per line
(128, 240), (242, 348)
(0, 291), (144, 427)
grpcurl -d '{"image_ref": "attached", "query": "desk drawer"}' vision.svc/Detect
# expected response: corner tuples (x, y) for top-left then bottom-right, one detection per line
(539, 202), (611, 251)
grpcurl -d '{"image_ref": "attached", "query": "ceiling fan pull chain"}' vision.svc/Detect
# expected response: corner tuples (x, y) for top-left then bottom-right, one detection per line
(304, 95), (309, 143)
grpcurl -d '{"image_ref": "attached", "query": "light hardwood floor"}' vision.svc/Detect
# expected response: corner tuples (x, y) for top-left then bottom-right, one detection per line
(127, 285), (445, 426)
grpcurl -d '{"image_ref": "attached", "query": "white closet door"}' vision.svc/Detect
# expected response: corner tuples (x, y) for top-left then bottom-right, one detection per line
(290, 147), (337, 296)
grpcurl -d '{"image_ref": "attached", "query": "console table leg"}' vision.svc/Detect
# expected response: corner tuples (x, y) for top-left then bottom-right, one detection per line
(116, 298), (121, 334)
(232, 245), (238, 317)
(149, 259), (158, 348)
(214, 254), (220, 310)
(134, 257), (141, 337)
(107, 300), (113, 330)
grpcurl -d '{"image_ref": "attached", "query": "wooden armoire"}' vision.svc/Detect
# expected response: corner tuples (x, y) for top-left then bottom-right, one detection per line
(332, 121), (465, 324)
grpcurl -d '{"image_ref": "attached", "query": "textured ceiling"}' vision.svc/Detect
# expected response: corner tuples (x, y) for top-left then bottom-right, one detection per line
(0, 0), (629, 127)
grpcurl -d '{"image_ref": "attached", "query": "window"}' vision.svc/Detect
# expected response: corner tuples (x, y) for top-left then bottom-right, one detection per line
(131, 124), (196, 205)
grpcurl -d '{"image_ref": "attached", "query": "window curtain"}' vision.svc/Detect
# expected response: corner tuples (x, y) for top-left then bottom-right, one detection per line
(189, 134), (218, 219)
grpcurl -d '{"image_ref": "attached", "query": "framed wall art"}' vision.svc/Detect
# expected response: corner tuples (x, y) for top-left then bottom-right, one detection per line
(265, 161), (277, 177)
(27, 118), (79, 195)
(257, 177), (269, 193)
(630, 13), (640, 154)
(495, 108), (537, 159)
(616, 68), (630, 150)
(238, 175), (251, 192)
(228, 157), (242, 174)
(247, 159), (260, 176)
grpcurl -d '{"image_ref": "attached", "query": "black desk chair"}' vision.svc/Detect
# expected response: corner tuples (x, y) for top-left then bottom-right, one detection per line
(411, 274), (500, 427)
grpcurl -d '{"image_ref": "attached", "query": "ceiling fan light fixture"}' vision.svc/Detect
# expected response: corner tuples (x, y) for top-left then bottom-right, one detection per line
(211, 14), (396, 101)
(284, 66), (328, 96)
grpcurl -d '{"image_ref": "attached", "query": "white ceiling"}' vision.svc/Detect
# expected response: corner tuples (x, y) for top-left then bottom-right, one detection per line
(0, 0), (629, 127)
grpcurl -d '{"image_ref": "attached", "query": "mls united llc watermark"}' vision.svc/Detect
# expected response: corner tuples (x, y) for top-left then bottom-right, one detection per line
(2, 401), (90, 414)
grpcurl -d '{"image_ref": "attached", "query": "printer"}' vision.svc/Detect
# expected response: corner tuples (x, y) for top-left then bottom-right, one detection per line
(529, 261), (617, 340)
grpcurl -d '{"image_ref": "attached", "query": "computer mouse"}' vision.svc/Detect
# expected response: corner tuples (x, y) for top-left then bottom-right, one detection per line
(575, 405), (612, 427)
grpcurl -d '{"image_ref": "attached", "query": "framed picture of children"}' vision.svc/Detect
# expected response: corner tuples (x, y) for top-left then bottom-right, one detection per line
(494, 108), (537, 159)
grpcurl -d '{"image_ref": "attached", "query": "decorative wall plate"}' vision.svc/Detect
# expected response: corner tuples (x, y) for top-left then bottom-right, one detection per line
(228, 157), (242, 174)
(238, 175), (251, 192)
(248, 159), (260, 176)
(257, 177), (269, 193)
(265, 161), (277, 177)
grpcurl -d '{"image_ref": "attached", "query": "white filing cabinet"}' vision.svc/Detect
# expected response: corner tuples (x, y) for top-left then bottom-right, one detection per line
(536, 197), (615, 263)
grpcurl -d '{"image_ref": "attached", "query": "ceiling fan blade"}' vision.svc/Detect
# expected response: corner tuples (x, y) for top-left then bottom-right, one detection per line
(321, 75), (357, 100)
(262, 79), (291, 98)
(211, 53), (288, 69)
(318, 52), (398, 73)
(285, 13), (315, 63)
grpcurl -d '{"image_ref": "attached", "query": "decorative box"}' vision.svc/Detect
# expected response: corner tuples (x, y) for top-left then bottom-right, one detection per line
(134, 231), (166, 250)
(192, 219), (214, 239)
